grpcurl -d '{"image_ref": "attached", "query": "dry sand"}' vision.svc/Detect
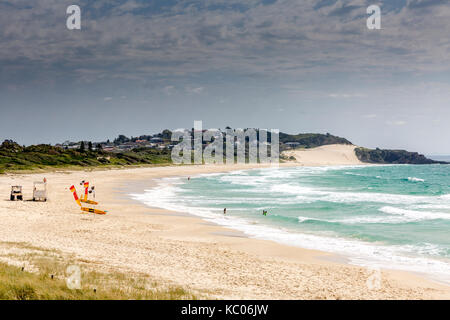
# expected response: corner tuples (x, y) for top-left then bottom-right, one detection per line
(0, 145), (449, 299)
(283, 144), (363, 165)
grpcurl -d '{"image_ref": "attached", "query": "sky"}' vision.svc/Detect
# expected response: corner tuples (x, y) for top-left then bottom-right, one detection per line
(0, 0), (450, 154)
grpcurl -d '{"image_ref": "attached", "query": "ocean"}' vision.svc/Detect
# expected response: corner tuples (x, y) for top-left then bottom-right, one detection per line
(131, 164), (450, 283)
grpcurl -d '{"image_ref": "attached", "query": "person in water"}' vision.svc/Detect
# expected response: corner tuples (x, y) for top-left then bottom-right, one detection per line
(224, 208), (227, 215)
(262, 210), (268, 216)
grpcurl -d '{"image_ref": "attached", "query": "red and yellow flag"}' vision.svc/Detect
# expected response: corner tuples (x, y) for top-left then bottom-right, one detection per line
(70, 185), (81, 207)
(83, 182), (89, 202)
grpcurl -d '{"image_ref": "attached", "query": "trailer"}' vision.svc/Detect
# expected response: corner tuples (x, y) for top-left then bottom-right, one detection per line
(33, 182), (47, 201)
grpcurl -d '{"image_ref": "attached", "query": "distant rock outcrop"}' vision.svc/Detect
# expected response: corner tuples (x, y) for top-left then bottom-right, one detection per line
(355, 147), (449, 164)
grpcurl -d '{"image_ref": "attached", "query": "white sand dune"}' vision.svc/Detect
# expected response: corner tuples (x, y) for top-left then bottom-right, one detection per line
(282, 144), (363, 166)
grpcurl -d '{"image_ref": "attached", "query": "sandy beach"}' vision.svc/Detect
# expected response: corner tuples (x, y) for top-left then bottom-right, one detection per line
(0, 145), (449, 299)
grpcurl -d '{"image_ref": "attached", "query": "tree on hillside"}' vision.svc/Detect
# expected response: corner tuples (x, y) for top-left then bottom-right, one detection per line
(88, 141), (93, 151)
(0, 140), (23, 153)
(114, 135), (130, 145)
(79, 141), (85, 152)
(161, 129), (172, 140)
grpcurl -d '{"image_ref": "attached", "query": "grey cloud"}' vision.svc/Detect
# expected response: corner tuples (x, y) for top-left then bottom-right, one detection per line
(1, 0), (450, 90)
(314, 0), (339, 10)
(328, 4), (361, 16)
(387, 46), (411, 55)
(407, 0), (448, 9)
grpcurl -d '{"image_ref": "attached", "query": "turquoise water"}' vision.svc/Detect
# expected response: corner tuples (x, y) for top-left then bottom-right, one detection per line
(132, 164), (450, 282)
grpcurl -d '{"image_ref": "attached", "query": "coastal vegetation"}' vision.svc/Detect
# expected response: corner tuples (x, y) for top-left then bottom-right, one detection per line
(354, 147), (447, 164)
(279, 132), (352, 150)
(0, 140), (172, 174)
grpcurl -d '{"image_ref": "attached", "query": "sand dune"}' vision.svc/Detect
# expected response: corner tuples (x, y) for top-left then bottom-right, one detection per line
(282, 144), (363, 166)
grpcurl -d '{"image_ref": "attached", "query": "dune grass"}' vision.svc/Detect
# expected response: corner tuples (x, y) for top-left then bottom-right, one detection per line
(0, 142), (172, 174)
(0, 256), (198, 300)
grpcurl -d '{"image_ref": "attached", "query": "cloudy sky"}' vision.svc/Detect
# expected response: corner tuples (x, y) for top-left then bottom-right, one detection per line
(1, 0), (449, 154)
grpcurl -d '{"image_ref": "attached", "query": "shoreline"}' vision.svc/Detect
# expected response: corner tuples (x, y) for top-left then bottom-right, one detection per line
(0, 148), (449, 298)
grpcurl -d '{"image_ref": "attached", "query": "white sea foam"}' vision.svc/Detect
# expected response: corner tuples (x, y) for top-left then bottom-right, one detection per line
(270, 183), (433, 205)
(411, 204), (450, 210)
(297, 216), (327, 223)
(270, 184), (325, 196)
(339, 215), (416, 224)
(321, 191), (429, 204)
(408, 177), (425, 182)
(379, 206), (450, 221)
(219, 174), (268, 186)
(298, 211), (448, 225)
(439, 194), (450, 200)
